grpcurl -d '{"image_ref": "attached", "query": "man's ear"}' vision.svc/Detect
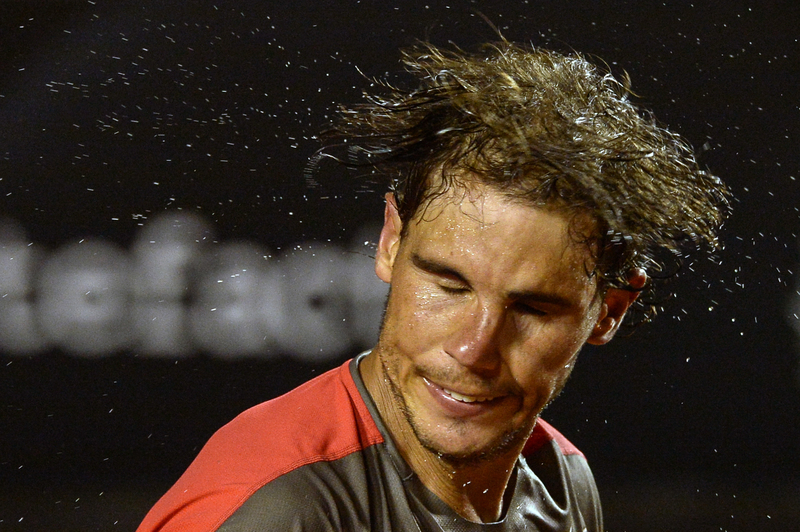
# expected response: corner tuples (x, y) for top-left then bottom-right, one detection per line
(375, 193), (402, 283)
(587, 269), (647, 345)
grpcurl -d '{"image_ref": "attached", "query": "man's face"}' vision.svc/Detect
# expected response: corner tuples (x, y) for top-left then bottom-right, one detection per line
(373, 183), (626, 464)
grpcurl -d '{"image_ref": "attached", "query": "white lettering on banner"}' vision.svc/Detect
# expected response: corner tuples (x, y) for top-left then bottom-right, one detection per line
(131, 211), (216, 301)
(36, 239), (135, 356)
(189, 240), (283, 359)
(0, 211), (388, 361)
(132, 211), (215, 358)
(0, 299), (49, 355)
(0, 220), (48, 355)
(277, 242), (354, 361)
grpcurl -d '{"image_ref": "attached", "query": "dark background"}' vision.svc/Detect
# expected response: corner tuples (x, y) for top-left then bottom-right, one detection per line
(2, 1), (799, 531)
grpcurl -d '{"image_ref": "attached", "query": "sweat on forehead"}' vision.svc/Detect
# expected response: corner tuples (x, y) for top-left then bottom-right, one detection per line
(403, 180), (603, 280)
(410, 171), (600, 232)
(403, 170), (602, 252)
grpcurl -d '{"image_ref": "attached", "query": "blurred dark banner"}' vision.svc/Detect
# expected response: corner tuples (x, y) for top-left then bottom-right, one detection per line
(1, 1), (799, 530)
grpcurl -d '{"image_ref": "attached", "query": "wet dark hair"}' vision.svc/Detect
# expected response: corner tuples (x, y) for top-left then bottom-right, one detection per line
(318, 40), (730, 323)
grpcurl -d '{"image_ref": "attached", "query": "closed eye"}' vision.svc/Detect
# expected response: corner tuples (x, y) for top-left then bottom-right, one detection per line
(439, 283), (469, 295)
(411, 253), (472, 294)
(512, 301), (548, 316)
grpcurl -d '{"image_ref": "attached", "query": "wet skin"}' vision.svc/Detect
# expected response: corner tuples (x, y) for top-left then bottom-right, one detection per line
(361, 183), (641, 523)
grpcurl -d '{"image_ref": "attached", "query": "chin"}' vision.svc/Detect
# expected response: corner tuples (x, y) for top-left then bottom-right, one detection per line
(412, 421), (529, 467)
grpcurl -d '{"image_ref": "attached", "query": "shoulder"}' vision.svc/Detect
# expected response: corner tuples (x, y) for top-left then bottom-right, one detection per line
(137, 359), (384, 532)
(520, 418), (603, 532)
(214, 359), (383, 470)
(216, 449), (380, 531)
(521, 418), (584, 458)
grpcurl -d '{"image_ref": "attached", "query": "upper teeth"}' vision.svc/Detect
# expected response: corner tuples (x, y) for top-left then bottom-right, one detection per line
(445, 389), (494, 403)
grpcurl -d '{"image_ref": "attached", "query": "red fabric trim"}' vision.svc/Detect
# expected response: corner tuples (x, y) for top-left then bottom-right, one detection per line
(137, 359), (383, 532)
(522, 418), (585, 459)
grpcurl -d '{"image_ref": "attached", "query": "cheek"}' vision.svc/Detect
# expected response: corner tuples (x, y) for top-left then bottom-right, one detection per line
(512, 323), (587, 391)
(384, 271), (458, 341)
(381, 282), (442, 359)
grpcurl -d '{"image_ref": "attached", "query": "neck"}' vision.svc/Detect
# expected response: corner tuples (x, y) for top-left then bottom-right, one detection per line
(422, 451), (518, 523)
(360, 351), (521, 523)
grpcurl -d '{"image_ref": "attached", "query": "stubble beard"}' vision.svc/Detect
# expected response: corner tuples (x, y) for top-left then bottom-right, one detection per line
(379, 350), (531, 468)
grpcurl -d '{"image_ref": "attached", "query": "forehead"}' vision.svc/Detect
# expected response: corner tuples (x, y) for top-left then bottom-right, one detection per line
(410, 168), (601, 237)
(405, 184), (599, 296)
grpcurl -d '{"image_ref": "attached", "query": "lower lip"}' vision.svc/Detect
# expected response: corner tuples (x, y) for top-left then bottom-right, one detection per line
(422, 378), (503, 418)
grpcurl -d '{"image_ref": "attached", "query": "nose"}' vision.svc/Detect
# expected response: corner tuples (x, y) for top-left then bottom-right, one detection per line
(443, 303), (504, 374)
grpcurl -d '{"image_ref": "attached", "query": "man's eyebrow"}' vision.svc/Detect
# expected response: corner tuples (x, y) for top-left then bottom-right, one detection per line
(410, 252), (466, 280)
(507, 289), (575, 309)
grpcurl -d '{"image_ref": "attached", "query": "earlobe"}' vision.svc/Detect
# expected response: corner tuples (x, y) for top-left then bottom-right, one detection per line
(375, 193), (403, 283)
(587, 269), (647, 345)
